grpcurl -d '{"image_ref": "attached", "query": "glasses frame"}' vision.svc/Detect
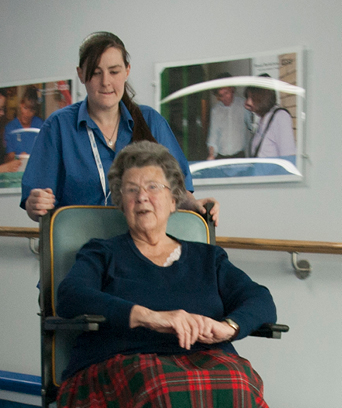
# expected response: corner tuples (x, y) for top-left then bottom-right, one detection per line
(120, 181), (171, 197)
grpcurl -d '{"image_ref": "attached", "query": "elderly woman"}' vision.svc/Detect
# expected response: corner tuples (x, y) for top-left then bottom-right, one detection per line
(56, 140), (277, 408)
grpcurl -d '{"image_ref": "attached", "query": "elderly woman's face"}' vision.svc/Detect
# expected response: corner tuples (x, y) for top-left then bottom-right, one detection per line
(121, 166), (176, 236)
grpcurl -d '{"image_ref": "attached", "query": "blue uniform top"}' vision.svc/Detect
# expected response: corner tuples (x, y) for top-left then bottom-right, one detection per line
(20, 99), (193, 209)
(57, 233), (277, 380)
(5, 116), (43, 155)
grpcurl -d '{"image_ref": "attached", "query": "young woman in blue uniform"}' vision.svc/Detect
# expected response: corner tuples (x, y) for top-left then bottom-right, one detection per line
(21, 32), (219, 223)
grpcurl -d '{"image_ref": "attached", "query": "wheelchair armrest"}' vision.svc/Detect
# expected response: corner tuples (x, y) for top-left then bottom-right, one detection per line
(250, 323), (289, 339)
(44, 315), (106, 332)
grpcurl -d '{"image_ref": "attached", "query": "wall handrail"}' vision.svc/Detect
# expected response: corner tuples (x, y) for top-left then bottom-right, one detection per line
(1, 226), (341, 255)
(216, 237), (342, 255)
(0, 226), (40, 239)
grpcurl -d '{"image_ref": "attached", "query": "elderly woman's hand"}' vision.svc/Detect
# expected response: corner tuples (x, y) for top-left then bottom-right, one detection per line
(130, 305), (216, 350)
(197, 319), (237, 344)
(25, 188), (56, 222)
(130, 306), (237, 349)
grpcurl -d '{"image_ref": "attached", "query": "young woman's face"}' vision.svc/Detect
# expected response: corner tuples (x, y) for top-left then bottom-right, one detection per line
(77, 47), (130, 113)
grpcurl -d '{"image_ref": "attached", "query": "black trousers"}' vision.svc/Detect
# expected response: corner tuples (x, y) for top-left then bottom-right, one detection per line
(216, 150), (245, 159)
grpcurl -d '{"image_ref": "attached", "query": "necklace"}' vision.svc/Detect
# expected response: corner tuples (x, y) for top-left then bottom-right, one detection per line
(103, 114), (120, 147)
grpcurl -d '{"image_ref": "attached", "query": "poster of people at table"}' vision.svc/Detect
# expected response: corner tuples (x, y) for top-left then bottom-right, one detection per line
(0, 79), (72, 190)
(156, 47), (305, 186)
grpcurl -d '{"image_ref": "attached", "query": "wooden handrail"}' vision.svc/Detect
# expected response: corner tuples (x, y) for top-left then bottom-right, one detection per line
(216, 237), (342, 255)
(0, 226), (341, 255)
(0, 227), (39, 238)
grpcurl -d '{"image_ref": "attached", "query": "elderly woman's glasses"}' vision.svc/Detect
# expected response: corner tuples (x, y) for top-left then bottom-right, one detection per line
(121, 182), (171, 197)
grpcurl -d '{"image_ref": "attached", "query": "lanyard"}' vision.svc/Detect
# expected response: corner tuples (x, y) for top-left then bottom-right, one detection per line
(86, 125), (111, 206)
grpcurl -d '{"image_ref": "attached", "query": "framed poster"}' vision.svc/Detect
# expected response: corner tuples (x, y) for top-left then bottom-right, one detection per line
(0, 78), (73, 194)
(155, 47), (306, 186)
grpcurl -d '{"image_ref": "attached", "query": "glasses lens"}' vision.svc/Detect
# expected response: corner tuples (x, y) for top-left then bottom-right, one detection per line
(122, 182), (168, 196)
(146, 182), (160, 194)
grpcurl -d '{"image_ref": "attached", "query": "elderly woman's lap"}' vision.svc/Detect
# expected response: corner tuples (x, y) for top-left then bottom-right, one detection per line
(57, 350), (268, 408)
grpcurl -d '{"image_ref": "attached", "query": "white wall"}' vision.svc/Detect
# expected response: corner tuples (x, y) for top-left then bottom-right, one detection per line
(0, 1), (341, 407)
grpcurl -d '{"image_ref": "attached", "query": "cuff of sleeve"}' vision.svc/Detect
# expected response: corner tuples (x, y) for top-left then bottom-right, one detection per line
(107, 299), (136, 331)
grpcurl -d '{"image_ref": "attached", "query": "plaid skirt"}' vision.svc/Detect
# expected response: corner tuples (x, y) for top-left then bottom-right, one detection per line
(57, 350), (268, 408)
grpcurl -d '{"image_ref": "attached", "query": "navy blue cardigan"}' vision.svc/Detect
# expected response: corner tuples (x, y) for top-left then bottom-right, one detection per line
(57, 233), (276, 380)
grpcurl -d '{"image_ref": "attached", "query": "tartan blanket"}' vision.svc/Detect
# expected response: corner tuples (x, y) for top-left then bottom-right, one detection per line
(57, 350), (269, 407)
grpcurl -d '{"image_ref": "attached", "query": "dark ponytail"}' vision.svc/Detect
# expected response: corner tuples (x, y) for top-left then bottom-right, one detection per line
(121, 86), (157, 143)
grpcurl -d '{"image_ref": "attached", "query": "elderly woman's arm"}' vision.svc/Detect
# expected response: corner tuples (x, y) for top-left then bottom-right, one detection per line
(215, 246), (277, 340)
(129, 305), (237, 350)
(57, 242), (227, 349)
(57, 239), (276, 349)
(57, 238), (235, 350)
(57, 239), (136, 329)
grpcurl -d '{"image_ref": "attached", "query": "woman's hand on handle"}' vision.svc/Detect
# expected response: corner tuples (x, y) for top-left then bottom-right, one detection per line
(182, 191), (220, 227)
(194, 197), (220, 227)
(25, 188), (56, 222)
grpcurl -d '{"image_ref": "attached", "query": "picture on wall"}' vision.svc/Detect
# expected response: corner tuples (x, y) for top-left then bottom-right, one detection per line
(155, 47), (305, 186)
(0, 79), (72, 192)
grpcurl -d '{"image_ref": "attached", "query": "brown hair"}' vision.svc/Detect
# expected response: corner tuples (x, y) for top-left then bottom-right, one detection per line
(212, 72), (233, 96)
(21, 86), (39, 112)
(244, 86), (276, 117)
(79, 32), (157, 143)
(108, 141), (187, 209)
